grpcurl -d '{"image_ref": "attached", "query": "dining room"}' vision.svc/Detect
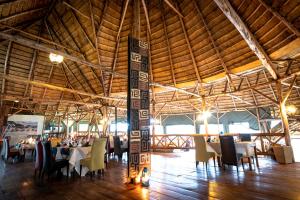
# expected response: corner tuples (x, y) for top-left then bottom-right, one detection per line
(1, 0), (300, 199)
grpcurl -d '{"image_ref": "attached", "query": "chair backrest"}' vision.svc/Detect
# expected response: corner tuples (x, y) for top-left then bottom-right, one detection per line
(220, 136), (238, 165)
(90, 138), (106, 171)
(35, 141), (43, 170)
(4, 138), (10, 159)
(193, 135), (210, 161)
(113, 136), (122, 155)
(239, 134), (251, 142)
(2, 138), (8, 159)
(42, 141), (53, 173)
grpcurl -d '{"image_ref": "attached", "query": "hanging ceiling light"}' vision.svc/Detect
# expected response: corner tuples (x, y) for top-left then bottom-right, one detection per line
(197, 111), (212, 121)
(49, 53), (64, 64)
(286, 105), (297, 115)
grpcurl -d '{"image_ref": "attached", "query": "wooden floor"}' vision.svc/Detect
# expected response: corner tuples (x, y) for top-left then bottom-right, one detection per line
(1, 151), (300, 200)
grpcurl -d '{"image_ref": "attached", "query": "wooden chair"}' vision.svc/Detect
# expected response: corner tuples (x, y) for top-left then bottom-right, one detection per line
(3, 138), (20, 162)
(193, 135), (216, 171)
(239, 134), (255, 170)
(41, 141), (69, 180)
(219, 136), (244, 172)
(80, 138), (106, 178)
(113, 136), (127, 161)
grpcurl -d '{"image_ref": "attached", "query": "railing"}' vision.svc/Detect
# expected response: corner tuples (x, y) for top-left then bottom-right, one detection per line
(151, 133), (286, 156)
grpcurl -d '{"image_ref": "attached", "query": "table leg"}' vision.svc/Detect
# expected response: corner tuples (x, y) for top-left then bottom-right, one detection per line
(217, 156), (221, 167)
(254, 146), (259, 168)
(248, 157), (252, 171)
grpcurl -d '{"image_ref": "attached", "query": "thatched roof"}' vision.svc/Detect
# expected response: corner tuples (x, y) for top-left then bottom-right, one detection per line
(0, 0), (300, 119)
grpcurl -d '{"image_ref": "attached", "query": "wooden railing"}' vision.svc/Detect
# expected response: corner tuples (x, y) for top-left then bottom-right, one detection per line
(151, 133), (286, 156)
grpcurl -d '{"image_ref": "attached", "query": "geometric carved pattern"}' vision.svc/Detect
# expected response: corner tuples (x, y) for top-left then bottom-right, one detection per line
(140, 153), (150, 165)
(131, 130), (141, 138)
(131, 89), (140, 99)
(139, 110), (149, 120)
(140, 91), (149, 109)
(130, 139), (141, 154)
(130, 70), (139, 88)
(131, 52), (141, 63)
(128, 36), (150, 180)
(139, 71), (148, 82)
(131, 99), (140, 109)
(141, 128), (150, 152)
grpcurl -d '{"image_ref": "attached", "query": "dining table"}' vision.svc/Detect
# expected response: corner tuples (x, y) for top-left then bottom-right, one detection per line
(56, 146), (92, 176)
(207, 141), (259, 169)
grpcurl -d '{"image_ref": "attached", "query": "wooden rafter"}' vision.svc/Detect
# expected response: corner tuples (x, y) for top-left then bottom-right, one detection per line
(0, 7), (46, 23)
(62, 1), (90, 20)
(108, 0), (129, 96)
(175, 1), (203, 92)
(0, 24), (81, 54)
(1, 41), (12, 95)
(0, 31), (126, 77)
(66, 5), (96, 50)
(141, 0), (151, 35)
(163, 0), (183, 18)
(283, 75), (297, 103)
(194, 0), (235, 90)
(213, 0), (278, 80)
(257, 0), (300, 37)
(3, 75), (125, 101)
(161, 2), (177, 87)
(45, 21), (99, 95)
(88, 0), (107, 96)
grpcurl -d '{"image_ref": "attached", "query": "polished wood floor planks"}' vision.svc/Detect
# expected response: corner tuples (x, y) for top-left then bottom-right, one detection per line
(1, 151), (300, 200)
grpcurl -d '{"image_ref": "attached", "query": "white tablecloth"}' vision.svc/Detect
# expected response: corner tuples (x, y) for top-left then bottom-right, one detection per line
(207, 142), (255, 157)
(69, 146), (92, 176)
(56, 146), (92, 176)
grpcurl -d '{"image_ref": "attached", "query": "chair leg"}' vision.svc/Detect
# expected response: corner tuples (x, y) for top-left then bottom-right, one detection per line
(80, 165), (82, 178)
(213, 157), (216, 167)
(196, 161), (199, 168)
(248, 157), (252, 171)
(241, 158), (244, 170)
(205, 162), (208, 172)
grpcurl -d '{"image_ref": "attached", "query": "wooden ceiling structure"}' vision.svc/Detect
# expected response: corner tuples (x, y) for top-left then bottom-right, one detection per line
(0, 0), (299, 122)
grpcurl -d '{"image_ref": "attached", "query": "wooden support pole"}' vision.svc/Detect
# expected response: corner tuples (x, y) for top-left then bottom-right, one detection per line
(115, 106), (117, 136)
(132, 0), (140, 39)
(202, 97), (209, 136)
(1, 41), (12, 96)
(276, 81), (292, 146)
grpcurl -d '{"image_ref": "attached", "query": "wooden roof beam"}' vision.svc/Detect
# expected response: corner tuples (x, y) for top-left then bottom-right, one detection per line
(214, 0), (278, 80)
(108, 0), (129, 96)
(141, 0), (151, 35)
(0, 24), (81, 54)
(194, 0), (236, 90)
(1, 41), (12, 95)
(45, 21), (99, 95)
(0, 7), (46, 23)
(257, 0), (300, 37)
(88, 0), (107, 96)
(175, 1), (203, 92)
(161, 2), (177, 88)
(0, 31), (123, 76)
(62, 1), (90, 20)
(163, 0), (183, 18)
(3, 75), (125, 101)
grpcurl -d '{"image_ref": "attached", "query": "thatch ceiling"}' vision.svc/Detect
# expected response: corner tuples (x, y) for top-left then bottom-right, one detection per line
(0, 0), (300, 119)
